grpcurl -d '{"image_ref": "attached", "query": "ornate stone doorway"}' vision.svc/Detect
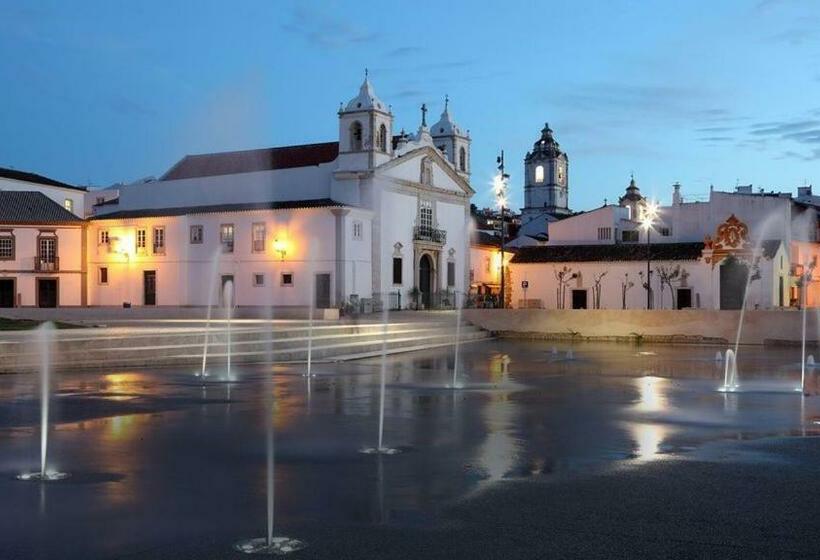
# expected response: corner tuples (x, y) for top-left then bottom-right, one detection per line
(719, 256), (749, 310)
(419, 253), (433, 308)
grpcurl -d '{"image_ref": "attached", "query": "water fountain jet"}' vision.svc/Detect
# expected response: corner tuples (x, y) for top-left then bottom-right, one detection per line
(18, 323), (68, 482)
(718, 348), (739, 392)
(361, 302), (399, 455)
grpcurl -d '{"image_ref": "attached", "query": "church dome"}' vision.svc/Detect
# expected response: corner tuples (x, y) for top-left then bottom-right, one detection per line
(619, 176), (644, 204)
(344, 77), (387, 113)
(431, 96), (464, 137)
(525, 123), (565, 162)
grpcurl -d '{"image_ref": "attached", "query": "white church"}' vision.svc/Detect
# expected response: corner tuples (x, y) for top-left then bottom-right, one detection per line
(88, 77), (474, 312)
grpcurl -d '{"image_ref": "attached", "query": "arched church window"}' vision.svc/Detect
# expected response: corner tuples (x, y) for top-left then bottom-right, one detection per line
(420, 157), (433, 185)
(377, 124), (387, 152)
(350, 121), (363, 151)
(535, 165), (544, 183)
(459, 147), (466, 172)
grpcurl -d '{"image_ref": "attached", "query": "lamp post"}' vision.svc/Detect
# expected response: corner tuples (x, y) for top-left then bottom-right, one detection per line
(494, 151), (510, 309)
(640, 201), (658, 310)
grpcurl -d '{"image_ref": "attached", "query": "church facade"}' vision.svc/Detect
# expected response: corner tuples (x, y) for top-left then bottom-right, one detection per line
(88, 78), (474, 311)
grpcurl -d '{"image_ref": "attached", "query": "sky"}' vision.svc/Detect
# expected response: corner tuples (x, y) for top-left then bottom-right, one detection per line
(1, 0), (820, 211)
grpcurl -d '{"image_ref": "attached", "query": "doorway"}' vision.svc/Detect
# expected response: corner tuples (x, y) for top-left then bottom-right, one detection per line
(0, 279), (14, 308)
(37, 278), (58, 308)
(143, 270), (156, 306)
(315, 273), (331, 309)
(719, 257), (748, 310)
(419, 254), (433, 308)
(677, 288), (692, 309)
(571, 289), (588, 309)
(221, 275), (235, 307)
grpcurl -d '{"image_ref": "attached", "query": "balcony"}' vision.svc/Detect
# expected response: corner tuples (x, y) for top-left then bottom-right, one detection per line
(413, 226), (446, 245)
(34, 257), (59, 272)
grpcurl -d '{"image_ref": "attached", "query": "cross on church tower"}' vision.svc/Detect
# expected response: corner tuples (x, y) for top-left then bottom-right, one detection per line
(421, 103), (428, 127)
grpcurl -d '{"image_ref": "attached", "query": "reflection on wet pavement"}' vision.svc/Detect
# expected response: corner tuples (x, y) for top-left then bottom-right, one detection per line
(1, 339), (818, 557)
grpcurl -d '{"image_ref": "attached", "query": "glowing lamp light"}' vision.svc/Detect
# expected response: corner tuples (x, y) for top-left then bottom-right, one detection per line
(641, 200), (659, 231)
(273, 238), (288, 261)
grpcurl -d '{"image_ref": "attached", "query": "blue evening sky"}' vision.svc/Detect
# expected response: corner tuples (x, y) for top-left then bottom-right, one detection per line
(1, 0), (819, 210)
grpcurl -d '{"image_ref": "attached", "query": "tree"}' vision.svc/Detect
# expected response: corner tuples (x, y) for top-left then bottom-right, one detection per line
(592, 271), (607, 309)
(655, 265), (681, 309)
(621, 273), (634, 310)
(554, 266), (577, 309)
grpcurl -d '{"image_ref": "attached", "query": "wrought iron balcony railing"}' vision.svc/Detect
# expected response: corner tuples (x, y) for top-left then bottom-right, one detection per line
(34, 257), (59, 272)
(413, 226), (446, 244)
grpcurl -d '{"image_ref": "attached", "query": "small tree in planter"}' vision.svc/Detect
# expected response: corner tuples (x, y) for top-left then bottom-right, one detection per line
(592, 271), (607, 309)
(554, 266), (577, 309)
(409, 286), (421, 310)
(655, 265), (681, 309)
(621, 272), (634, 310)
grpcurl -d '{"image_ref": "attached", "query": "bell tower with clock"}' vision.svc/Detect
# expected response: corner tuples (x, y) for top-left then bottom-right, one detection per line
(522, 123), (571, 220)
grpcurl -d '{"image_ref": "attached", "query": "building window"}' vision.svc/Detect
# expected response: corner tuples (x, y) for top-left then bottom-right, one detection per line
(190, 225), (203, 244)
(252, 223), (266, 252)
(64, 199), (74, 213)
(350, 121), (363, 151)
(459, 147), (466, 172)
(95, 196), (105, 205)
(0, 235), (14, 260)
(419, 200), (433, 230)
(38, 236), (57, 266)
(447, 261), (456, 287)
(220, 224), (234, 253)
(622, 230), (639, 242)
(393, 257), (402, 285)
(253, 273), (265, 287)
(597, 227), (612, 240)
(152, 227), (165, 254)
(99, 267), (108, 285)
(377, 124), (387, 152)
(535, 165), (544, 183)
(353, 220), (363, 240)
(99, 229), (109, 245)
(281, 272), (294, 286)
(136, 228), (147, 252)
(659, 227), (671, 237)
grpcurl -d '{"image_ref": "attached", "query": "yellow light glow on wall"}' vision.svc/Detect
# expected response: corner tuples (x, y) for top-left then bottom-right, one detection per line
(273, 238), (288, 261)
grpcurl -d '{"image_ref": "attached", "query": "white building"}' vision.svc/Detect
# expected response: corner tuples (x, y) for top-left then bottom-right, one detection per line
(89, 78), (474, 311)
(509, 179), (819, 310)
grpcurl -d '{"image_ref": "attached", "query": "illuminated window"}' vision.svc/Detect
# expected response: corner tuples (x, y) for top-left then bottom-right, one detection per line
(136, 229), (146, 252)
(152, 226), (165, 254)
(535, 165), (544, 183)
(220, 224), (234, 253)
(64, 199), (74, 213)
(252, 223), (266, 252)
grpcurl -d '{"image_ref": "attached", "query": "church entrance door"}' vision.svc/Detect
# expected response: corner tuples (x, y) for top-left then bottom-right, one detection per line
(419, 254), (433, 309)
(720, 257), (748, 310)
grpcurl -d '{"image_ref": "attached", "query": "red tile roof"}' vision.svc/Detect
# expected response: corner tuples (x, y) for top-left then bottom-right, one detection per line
(161, 142), (339, 181)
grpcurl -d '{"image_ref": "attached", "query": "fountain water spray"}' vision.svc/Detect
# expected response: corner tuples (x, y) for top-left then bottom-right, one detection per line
(199, 249), (222, 378)
(304, 239), (318, 377)
(361, 301), (399, 455)
(18, 323), (67, 481)
(719, 348), (739, 392)
(451, 291), (463, 389)
(798, 260), (815, 394)
(224, 280), (234, 381)
(715, 351), (723, 363)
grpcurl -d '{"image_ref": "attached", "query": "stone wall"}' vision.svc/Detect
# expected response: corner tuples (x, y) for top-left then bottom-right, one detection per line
(464, 308), (818, 346)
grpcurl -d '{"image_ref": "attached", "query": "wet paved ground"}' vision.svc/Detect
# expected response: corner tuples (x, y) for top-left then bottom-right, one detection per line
(1, 340), (820, 559)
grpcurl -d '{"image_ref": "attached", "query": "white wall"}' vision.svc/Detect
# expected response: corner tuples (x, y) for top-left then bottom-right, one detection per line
(0, 177), (86, 218)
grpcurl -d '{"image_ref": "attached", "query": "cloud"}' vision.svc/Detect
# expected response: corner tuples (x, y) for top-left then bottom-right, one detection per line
(281, 5), (380, 49)
(778, 148), (820, 161)
(698, 136), (734, 142)
(385, 46), (424, 57)
(696, 126), (734, 133)
(750, 119), (820, 135)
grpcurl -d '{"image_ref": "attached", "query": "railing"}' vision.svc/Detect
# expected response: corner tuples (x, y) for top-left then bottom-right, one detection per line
(413, 226), (446, 244)
(34, 257), (59, 272)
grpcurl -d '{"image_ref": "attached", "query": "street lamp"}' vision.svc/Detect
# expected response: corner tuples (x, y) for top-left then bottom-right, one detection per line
(494, 151), (510, 309)
(640, 200), (659, 310)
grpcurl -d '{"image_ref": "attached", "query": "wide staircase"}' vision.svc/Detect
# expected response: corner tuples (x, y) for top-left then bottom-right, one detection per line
(0, 315), (491, 373)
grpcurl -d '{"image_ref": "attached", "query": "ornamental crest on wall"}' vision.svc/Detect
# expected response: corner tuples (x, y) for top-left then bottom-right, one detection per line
(703, 214), (752, 266)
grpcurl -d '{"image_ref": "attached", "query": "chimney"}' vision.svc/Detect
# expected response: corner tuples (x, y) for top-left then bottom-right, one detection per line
(798, 185), (813, 198)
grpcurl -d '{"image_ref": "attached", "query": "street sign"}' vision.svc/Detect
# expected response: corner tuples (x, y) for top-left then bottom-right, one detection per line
(521, 281), (529, 289)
